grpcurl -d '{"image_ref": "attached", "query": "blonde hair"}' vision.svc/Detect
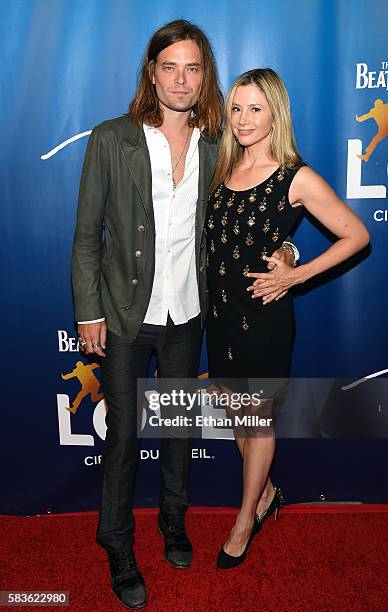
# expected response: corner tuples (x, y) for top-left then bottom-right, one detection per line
(210, 68), (302, 192)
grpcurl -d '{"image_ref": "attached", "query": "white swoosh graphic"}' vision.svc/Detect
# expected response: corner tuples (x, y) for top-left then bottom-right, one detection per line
(341, 368), (388, 391)
(41, 130), (92, 160)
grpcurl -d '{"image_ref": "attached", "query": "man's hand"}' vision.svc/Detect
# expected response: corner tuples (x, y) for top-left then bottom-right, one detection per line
(270, 245), (295, 270)
(246, 254), (298, 305)
(246, 246), (295, 304)
(78, 321), (107, 357)
(206, 384), (223, 405)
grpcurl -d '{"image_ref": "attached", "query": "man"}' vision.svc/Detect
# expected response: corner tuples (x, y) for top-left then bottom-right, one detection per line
(72, 19), (296, 609)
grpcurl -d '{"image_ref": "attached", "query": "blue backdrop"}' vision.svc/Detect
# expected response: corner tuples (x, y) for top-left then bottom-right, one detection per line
(1, 0), (388, 515)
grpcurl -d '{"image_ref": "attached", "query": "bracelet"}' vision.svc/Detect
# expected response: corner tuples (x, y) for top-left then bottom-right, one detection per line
(283, 240), (300, 263)
(280, 244), (297, 268)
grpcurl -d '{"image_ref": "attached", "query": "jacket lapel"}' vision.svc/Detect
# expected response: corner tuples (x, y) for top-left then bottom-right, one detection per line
(119, 123), (219, 243)
(196, 136), (220, 245)
(119, 124), (155, 232)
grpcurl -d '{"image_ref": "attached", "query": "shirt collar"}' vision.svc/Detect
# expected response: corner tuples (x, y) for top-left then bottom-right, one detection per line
(143, 123), (201, 140)
(143, 123), (156, 132)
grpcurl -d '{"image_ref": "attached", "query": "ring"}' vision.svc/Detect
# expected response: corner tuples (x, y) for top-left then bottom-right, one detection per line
(79, 338), (86, 347)
(92, 341), (100, 348)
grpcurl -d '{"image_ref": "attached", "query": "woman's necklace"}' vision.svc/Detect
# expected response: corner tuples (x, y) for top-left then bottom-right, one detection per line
(172, 127), (191, 190)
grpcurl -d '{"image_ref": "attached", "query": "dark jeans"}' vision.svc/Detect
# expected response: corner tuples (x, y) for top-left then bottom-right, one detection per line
(96, 314), (202, 554)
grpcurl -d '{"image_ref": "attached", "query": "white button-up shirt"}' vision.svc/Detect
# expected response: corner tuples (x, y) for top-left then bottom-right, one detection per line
(143, 124), (201, 326)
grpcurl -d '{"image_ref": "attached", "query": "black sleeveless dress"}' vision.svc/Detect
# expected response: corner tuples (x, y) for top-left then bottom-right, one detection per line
(205, 164), (306, 380)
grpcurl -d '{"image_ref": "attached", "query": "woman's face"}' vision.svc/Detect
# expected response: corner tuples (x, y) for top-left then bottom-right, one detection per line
(230, 83), (274, 149)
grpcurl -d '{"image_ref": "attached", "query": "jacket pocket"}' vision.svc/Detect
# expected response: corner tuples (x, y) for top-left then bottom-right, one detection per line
(101, 258), (135, 310)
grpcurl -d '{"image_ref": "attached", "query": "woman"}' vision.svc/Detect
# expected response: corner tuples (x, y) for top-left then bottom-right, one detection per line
(205, 68), (369, 569)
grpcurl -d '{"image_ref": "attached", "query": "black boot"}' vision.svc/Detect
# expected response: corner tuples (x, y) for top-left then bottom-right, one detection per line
(158, 514), (192, 569)
(108, 549), (147, 609)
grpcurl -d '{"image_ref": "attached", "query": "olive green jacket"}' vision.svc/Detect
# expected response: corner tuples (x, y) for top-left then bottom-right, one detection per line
(72, 116), (220, 341)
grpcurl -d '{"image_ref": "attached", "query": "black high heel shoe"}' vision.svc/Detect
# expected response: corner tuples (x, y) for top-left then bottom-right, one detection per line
(217, 488), (285, 570)
(254, 486), (285, 532)
(217, 526), (258, 569)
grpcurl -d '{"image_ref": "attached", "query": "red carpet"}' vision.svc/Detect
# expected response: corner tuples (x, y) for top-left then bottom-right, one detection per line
(1, 506), (387, 611)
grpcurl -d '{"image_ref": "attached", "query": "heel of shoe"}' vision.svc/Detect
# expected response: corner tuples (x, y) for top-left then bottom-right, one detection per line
(278, 487), (285, 506)
(274, 487), (285, 521)
(256, 486), (286, 528)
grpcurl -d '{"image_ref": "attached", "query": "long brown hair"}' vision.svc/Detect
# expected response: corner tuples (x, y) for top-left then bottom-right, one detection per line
(128, 20), (223, 137)
(210, 68), (302, 192)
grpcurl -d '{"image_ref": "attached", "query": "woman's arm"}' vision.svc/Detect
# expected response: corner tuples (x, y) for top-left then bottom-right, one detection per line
(247, 166), (370, 302)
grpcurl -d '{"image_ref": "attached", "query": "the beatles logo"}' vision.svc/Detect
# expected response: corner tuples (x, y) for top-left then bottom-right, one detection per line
(356, 99), (388, 162)
(61, 361), (103, 414)
(58, 359), (107, 446)
(346, 97), (387, 201)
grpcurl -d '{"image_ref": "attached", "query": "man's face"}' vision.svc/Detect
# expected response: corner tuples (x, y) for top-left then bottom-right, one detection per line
(152, 40), (203, 113)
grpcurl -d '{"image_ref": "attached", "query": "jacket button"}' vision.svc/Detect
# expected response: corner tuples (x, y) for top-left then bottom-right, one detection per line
(131, 278), (139, 286)
(138, 225), (145, 232)
(199, 265), (204, 272)
(135, 250), (143, 258)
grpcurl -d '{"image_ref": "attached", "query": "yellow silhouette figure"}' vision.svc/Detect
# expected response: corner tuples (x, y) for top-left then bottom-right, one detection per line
(356, 99), (388, 161)
(61, 361), (103, 414)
